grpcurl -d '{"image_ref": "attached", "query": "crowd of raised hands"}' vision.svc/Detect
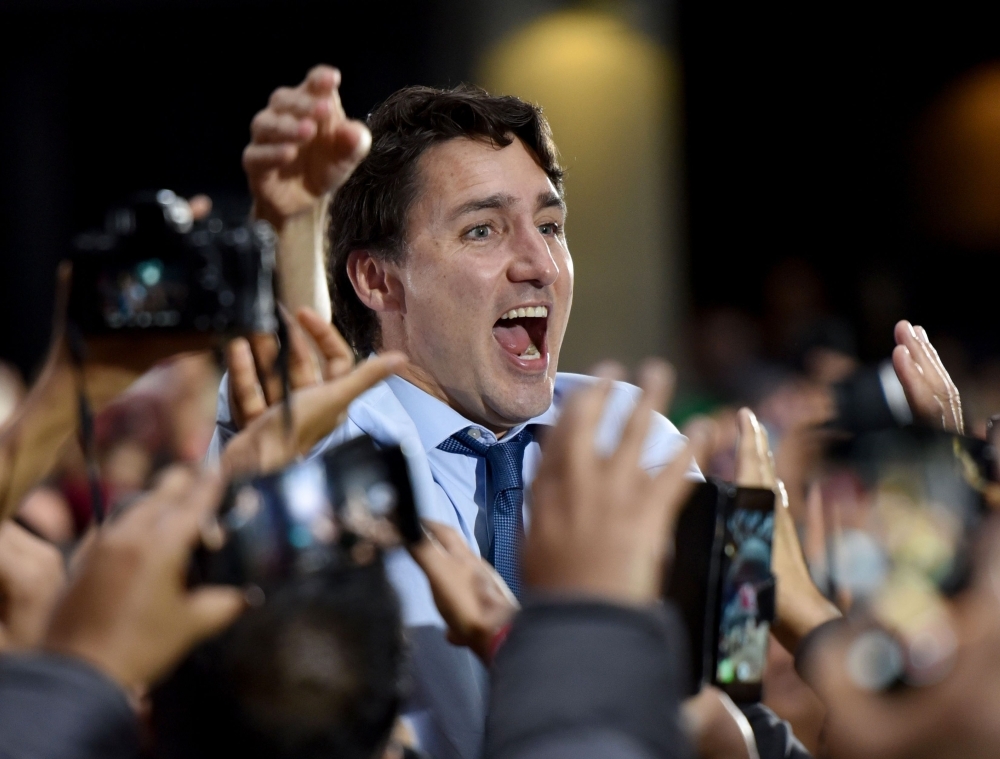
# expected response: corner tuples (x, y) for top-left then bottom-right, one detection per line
(2, 63), (1000, 759)
(0, 296), (986, 759)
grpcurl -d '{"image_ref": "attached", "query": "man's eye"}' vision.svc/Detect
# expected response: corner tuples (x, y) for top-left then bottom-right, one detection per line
(466, 225), (491, 239)
(539, 222), (561, 236)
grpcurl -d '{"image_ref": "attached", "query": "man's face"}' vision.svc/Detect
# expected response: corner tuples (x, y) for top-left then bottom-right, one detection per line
(384, 136), (573, 429)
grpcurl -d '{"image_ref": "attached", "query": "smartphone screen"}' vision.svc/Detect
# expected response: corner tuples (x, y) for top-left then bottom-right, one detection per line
(713, 486), (775, 702)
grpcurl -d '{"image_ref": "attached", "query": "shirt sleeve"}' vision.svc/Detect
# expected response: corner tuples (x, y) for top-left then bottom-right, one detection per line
(738, 703), (813, 759)
(205, 371), (238, 465)
(0, 653), (139, 759)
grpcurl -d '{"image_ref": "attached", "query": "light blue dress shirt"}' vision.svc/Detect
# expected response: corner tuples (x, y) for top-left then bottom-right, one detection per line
(209, 371), (699, 759)
(210, 371), (699, 627)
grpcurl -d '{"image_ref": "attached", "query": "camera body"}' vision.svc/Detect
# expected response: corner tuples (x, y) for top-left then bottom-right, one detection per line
(68, 190), (277, 336)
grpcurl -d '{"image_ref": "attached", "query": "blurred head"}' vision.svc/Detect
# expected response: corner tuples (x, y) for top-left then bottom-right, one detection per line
(330, 85), (572, 431)
(151, 562), (405, 759)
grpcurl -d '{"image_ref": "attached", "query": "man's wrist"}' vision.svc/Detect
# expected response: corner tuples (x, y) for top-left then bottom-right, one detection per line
(250, 199), (290, 233)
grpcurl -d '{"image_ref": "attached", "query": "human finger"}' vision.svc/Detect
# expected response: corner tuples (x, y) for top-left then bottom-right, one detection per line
(915, 325), (964, 433)
(615, 360), (673, 469)
(151, 465), (199, 503)
(753, 414), (777, 485)
(248, 333), (283, 406)
(896, 321), (943, 393)
(296, 308), (354, 379)
(281, 306), (321, 390)
(159, 470), (225, 546)
(310, 67), (347, 130)
(267, 86), (328, 120)
(251, 110), (316, 145)
(587, 359), (627, 381)
(735, 408), (774, 487)
(293, 353), (406, 454)
(304, 65), (340, 96)
(891, 344), (943, 426)
(112, 465), (196, 535)
(184, 586), (246, 643)
(242, 143), (297, 174)
(682, 416), (719, 474)
(637, 358), (676, 413)
(537, 380), (613, 476)
(226, 338), (267, 426)
(914, 325), (953, 391)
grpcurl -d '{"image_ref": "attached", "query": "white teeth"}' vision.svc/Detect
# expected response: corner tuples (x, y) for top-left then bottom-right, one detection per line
(499, 306), (549, 320)
(519, 343), (541, 359)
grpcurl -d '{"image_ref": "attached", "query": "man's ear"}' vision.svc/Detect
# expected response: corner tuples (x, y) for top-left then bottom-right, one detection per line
(346, 250), (404, 314)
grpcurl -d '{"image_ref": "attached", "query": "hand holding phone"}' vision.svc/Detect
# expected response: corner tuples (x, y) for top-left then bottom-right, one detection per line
(191, 435), (420, 591)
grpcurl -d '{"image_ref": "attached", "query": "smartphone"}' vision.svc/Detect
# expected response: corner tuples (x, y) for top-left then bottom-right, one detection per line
(667, 481), (775, 700)
(190, 435), (420, 588)
(711, 486), (775, 702)
(665, 480), (725, 696)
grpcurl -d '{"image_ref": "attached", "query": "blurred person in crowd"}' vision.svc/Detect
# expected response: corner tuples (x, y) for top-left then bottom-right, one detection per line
(211, 65), (699, 758)
(150, 562), (407, 759)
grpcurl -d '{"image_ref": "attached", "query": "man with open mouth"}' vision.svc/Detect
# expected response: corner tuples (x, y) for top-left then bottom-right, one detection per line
(213, 66), (696, 759)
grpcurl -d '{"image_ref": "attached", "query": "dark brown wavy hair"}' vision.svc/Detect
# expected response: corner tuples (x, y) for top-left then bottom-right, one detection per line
(328, 84), (563, 355)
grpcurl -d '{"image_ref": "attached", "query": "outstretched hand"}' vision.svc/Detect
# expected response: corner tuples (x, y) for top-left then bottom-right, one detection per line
(222, 352), (405, 478)
(892, 320), (964, 434)
(226, 306), (355, 429)
(526, 361), (704, 604)
(244, 65), (371, 231)
(734, 408), (840, 652)
(408, 521), (518, 664)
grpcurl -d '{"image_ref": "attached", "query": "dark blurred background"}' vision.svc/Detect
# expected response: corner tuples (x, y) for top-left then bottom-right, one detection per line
(4, 0), (1000, 423)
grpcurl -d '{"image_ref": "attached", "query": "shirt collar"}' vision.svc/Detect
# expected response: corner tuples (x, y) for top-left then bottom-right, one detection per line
(384, 374), (559, 452)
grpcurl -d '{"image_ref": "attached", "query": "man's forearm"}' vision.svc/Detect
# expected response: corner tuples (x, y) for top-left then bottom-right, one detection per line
(0, 653), (138, 759)
(275, 198), (332, 321)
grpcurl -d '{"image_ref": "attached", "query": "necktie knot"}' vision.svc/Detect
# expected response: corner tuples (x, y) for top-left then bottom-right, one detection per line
(438, 426), (533, 598)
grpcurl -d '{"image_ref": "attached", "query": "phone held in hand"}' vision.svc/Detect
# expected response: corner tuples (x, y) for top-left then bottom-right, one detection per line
(666, 480), (775, 702)
(190, 435), (420, 591)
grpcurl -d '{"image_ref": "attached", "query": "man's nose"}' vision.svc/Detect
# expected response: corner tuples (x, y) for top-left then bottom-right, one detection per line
(508, 222), (560, 287)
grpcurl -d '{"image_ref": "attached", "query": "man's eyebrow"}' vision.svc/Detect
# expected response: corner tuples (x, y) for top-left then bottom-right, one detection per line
(536, 191), (566, 214)
(447, 193), (517, 222)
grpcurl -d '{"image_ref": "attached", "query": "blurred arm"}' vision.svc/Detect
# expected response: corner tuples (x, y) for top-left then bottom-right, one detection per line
(486, 601), (692, 759)
(0, 653), (138, 759)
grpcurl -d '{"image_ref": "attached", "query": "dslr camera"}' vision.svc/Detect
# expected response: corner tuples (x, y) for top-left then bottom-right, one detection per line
(68, 190), (277, 336)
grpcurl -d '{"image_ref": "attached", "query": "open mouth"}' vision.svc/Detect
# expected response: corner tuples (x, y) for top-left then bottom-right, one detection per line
(492, 305), (549, 364)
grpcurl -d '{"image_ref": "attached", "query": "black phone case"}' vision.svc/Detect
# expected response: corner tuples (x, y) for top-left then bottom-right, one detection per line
(665, 480), (726, 696)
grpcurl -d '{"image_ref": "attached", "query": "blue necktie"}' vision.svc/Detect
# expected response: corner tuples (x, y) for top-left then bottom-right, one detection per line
(438, 426), (533, 598)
